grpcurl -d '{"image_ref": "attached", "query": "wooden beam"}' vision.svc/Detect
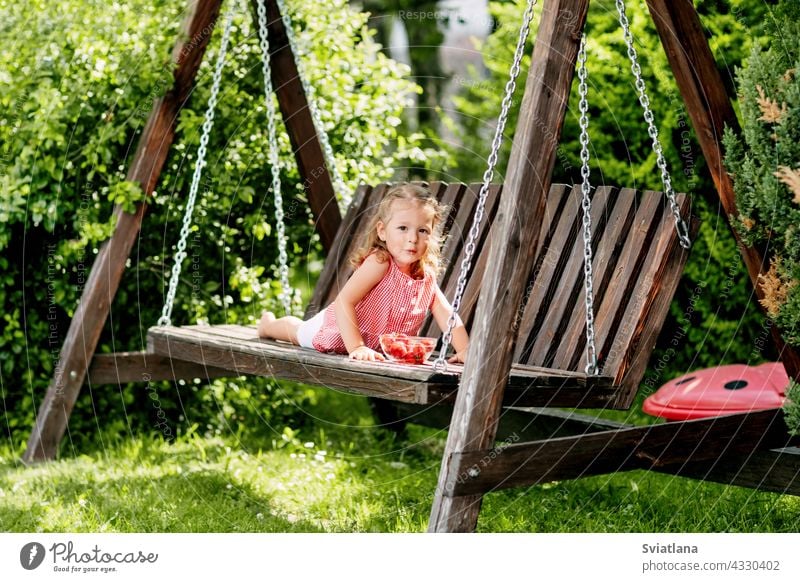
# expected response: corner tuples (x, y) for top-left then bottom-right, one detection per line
(87, 352), (230, 385)
(645, 0), (800, 379)
(448, 409), (794, 496)
(656, 447), (800, 497)
(23, 0), (225, 463)
(254, 0), (341, 250)
(427, 0), (590, 533)
(393, 403), (628, 440)
(402, 403), (800, 495)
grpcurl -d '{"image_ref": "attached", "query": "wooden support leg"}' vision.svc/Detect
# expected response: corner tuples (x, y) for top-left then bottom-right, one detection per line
(427, 0), (590, 532)
(23, 0), (225, 463)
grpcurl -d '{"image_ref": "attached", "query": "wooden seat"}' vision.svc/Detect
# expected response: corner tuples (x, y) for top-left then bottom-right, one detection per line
(147, 181), (696, 410)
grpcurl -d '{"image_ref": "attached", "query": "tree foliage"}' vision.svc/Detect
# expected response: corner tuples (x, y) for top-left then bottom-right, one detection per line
(723, 0), (800, 430)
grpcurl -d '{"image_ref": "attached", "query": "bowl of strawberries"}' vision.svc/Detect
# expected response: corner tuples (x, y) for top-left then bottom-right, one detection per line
(379, 332), (437, 365)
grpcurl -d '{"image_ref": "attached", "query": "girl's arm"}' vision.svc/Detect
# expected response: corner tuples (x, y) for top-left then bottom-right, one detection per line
(431, 286), (469, 363)
(334, 254), (389, 361)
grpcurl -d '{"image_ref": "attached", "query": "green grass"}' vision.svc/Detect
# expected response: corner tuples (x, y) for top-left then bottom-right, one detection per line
(2, 388), (799, 533)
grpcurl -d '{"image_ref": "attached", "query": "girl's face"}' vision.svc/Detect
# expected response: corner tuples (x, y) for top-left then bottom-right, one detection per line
(376, 199), (435, 275)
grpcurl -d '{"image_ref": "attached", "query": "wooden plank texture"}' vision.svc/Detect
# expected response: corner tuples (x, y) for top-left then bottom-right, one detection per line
(147, 324), (618, 407)
(398, 402), (800, 495)
(656, 447), (800, 496)
(87, 352), (230, 385)
(550, 186), (634, 370)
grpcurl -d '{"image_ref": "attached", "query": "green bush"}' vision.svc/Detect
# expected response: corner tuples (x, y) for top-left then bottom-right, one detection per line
(0, 0), (439, 453)
(723, 2), (800, 346)
(723, 1), (800, 431)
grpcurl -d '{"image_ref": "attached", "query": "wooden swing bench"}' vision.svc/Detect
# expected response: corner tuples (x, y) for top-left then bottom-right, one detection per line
(147, 180), (695, 411)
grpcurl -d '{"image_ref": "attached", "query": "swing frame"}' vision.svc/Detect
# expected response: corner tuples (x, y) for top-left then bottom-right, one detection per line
(23, 0), (800, 534)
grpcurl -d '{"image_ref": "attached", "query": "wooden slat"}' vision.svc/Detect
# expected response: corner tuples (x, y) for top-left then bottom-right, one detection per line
(437, 182), (467, 237)
(551, 187), (637, 370)
(515, 185), (581, 364)
(151, 325), (439, 380)
(87, 352), (230, 385)
(447, 409), (795, 496)
(420, 182), (472, 337)
(309, 183), (390, 313)
(307, 183), (371, 316)
(603, 194), (696, 407)
(453, 184), (512, 331)
(438, 184), (501, 309)
(147, 324), (621, 407)
(538, 185), (616, 369)
(589, 190), (664, 379)
(512, 183), (574, 362)
(149, 327), (444, 403)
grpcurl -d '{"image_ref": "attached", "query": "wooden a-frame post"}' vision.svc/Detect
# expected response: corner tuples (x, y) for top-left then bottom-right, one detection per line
(24, 0), (341, 462)
(428, 0), (591, 532)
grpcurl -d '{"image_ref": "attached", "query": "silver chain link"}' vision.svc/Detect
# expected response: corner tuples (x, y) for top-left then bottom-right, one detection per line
(158, 1), (237, 326)
(615, 0), (691, 249)
(432, 0), (539, 372)
(256, 0), (293, 315)
(577, 34), (598, 375)
(275, 0), (350, 211)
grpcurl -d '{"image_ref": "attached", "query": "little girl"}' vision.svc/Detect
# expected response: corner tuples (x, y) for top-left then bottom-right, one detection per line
(258, 183), (469, 363)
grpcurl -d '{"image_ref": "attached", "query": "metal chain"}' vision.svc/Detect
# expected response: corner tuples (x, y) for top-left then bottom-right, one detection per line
(432, 0), (539, 372)
(577, 35), (598, 375)
(256, 0), (293, 315)
(158, 1), (237, 326)
(274, 0), (350, 211)
(615, 0), (691, 249)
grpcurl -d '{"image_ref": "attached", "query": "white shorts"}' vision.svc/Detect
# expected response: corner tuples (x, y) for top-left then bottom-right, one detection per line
(296, 310), (326, 349)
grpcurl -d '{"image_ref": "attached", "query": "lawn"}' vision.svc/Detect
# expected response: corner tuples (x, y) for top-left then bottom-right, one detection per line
(2, 387), (798, 533)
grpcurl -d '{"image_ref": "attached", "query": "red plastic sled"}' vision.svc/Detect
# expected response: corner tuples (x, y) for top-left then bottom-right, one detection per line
(643, 362), (789, 420)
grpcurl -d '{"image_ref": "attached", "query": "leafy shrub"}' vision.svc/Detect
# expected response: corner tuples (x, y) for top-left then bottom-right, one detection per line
(723, 1), (800, 431)
(0, 0), (439, 452)
(723, 2), (800, 347)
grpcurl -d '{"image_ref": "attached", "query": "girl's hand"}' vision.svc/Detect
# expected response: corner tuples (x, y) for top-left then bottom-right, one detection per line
(349, 345), (385, 362)
(448, 351), (467, 364)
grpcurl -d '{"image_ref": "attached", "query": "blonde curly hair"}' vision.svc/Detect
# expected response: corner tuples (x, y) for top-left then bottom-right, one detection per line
(349, 183), (448, 278)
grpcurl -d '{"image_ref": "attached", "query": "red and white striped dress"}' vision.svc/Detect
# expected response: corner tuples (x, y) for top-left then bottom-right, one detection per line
(312, 257), (437, 354)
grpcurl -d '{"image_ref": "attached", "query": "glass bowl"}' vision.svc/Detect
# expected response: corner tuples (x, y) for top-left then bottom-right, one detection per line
(378, 333), (437, 365)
